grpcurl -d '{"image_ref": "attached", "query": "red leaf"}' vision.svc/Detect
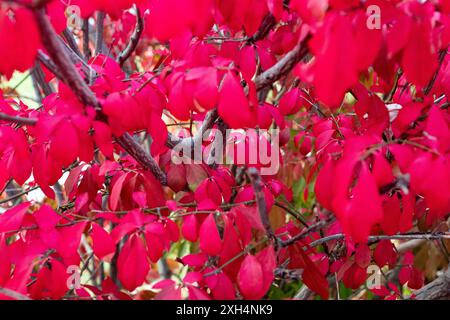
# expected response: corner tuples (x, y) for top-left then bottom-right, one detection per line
(401, 19), (437, 87)
(342, 263), (367, 290)
(117, 235), (150, 291)
(237, 255), (265, 299)
(182, 214), (199, 242)
(57, 222), (87, 266)
(355, 244), (371, 269)
(204, 272), (236, 300)
(239, 46), (257, 81)
(91, 223), (115, 259)
(167, 164), (187, 193)
(199, 214), (222, 256)
(340, 162), (384, 243)
(109, 172), (131, 211)
(0, 203), (30, 234)
(255, 246), (276, 295)
(298, 250), (329, 299)
(181, 253), (208, 268)
(218, 72), (257, 129)
(374, 240), (397, 268)
(279, 89), (301, 116)
(0, 8), (41, 79)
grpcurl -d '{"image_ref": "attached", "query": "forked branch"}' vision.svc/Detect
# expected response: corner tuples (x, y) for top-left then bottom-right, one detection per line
(32, 7), (167, 185)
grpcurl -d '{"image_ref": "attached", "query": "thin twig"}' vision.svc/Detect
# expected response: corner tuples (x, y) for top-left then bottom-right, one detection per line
(0, 287), (31, 300)
(0, 186), (40, 205)
(247, 13), (277, 44)
(254, 34), (311, 90)
(384, 68), (403, 102)
(424, 48), (448, 96)
(95, 12), (106, 56)
(0, 113), (37, 126)
(62, 28), (84, 60)
(166, 109), (218, 150)
(309, 232), (450, 248)
(248, 168), (275, 240)
(116, 133), (167, 185)
(117, 8), (143, 67)
(82, 19), (91, 60)
(36, 51), (64, 81)
(279, 219), (331, 247)
(33, 62), (54, 96)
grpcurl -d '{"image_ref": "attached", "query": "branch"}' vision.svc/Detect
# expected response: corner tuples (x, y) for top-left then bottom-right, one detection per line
(0, 287), (31, 300)
(117, 8), (143, 67)
(37, 50), (65, 81)
(309, 232), (450, 248)
(294, 285), (314, 300)
(95, 12), (106, 56)
(59, 36), (96, 80)
(0, 113), (37, 126)
(384, 68), (403, 103)
(247, 0), (290, 44)
(33, 8), (167, 185)
(424, 48), (448, 96)
(247, 13), (277, 44)
(62, 28), (84, 60)
(33, 62), (54, 96)
(254, 34), (311, 91)
(248, 168), (274, 239)
(34, 9), (99, 109)
(279, 219), (331, 247)
(396, 239), (426, 254)
(166, 109), (218, 150)
(116, 133), (167, 185)
(81, 20), (92, 61)
(414, 267), (450, 300)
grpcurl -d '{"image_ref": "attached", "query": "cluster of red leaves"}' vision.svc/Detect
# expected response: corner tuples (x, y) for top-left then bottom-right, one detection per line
(0, 0), (449, 300)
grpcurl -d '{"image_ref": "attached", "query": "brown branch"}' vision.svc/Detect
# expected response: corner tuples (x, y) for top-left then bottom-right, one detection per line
(166, 109), (218, 150)
(62, 28), (84, 60)
(116, 133), (167, 185)
(384, 68), (403, 102)
(0, 186), (41, 205)
(294, 285), (314, 300)
(31, 0), (51, 8)
(37, 50), (65, 81)
(33, 8), (167, 185)
(31, 68), (44, 101)
(424, 48), (448, 96)
(247, 13), (277, 44)
(82, 19), (91, 61)
(0, 287), (31, 300)
(309, 232), (450, 248)
(274, 201), (309, 227)
(33, 62), (54, 97)
(117, 8), (143, 67)
(0, 113), (37, 126)
(254, 34), (311, 91)
(279, 219), (331, 247)
(414, 267), (450, 300)
(34, 9), (100, 109)
(59, 37), (96, 80)
(397, 239), (426, 254)
(95, 12), (106, 56)
(248, 168), (275, 240)
(247, 0), (290, 44)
